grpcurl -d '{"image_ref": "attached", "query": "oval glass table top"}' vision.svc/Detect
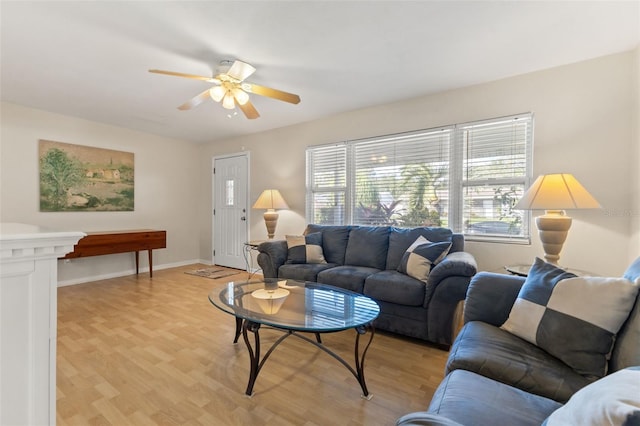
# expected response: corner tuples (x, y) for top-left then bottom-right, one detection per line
(208, 278), (380, 332)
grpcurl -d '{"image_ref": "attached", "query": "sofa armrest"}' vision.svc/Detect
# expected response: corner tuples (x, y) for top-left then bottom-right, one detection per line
(428, 252), (477, 287)
(463, 272), (525, 327)
(396, 412), (464, 426)
(427, 275), (474, 346)
(256, 240), (288, 278)
(425, 252), (477, 346)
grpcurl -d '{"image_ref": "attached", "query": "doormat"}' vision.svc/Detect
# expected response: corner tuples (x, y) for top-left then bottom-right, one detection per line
(185, 268), (241, 280)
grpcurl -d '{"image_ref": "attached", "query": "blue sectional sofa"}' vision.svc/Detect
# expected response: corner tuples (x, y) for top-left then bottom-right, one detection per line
(397, 257), (640, 425)
(256, 224), (477, 347)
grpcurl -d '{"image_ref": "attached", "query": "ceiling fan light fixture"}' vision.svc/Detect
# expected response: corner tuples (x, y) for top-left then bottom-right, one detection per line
(209, 86), (225, 102)
(222, 92), (236, 109)
(233, 88), (250, 105)
(151, 59), (300, 119)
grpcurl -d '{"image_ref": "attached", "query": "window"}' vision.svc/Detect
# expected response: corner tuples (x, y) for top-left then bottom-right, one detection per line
(306, 144), (347, 225)
(306, 113), (533, 242)
(453, 115), (533, 241)
(225, 179), (234, 206)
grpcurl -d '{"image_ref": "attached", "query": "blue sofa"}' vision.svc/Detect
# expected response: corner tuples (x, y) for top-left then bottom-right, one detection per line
(397, 257), (640, 425)
(256, 224), (477, 347)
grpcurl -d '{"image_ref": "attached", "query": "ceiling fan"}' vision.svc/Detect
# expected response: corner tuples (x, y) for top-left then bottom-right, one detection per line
(149, 60), (300, 119)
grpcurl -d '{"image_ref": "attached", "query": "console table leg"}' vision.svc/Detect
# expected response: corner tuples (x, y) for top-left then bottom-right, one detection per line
(135, 251), (139, 275)
(148, 249), (153, 277)
(354, 323), (375, 399)
(242, 320), (261, 396)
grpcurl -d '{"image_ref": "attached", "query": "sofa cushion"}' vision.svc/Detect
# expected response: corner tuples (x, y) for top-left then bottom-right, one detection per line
(397, 236), (451, 282)
(447, 321), (593, 402)
(374, 301), (431, 341)
(286, 233), (327, 264)
(501, 257), (639, 378)
(424, 369), (562, 426)
(364, 270), (426, 306)
(317, 265), (380, 293)
(386, 227), (453, 271)
(543, 367), (640, 426)
(278, 263), (337, 281)
(305, 224), (351, 265)
(344, 226), (389, 269)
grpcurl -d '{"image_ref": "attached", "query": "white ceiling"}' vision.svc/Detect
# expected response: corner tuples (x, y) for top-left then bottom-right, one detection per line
(1, 1), (638, 144)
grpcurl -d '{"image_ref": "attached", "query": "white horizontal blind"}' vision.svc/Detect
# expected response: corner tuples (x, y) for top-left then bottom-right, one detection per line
(306, 143), (347, 225)
(350, 129), (451, 227)
(456, 114), (533, 240)
(306, 113), (533, 242)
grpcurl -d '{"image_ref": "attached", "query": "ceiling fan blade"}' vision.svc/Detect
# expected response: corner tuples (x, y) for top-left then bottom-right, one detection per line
(245, 83), (301, 104)
(227, 60), (256, 82)
(149, 69), (219, 83)
(177, 88), (211, 110)
(237, 99), (260, 119)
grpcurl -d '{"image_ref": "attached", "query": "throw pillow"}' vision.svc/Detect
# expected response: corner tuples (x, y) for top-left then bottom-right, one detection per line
(286, 233), (327, 264)
(397, 235), (452, 282)
(543, 367), (640, 426)
(501, 257), (640, 378)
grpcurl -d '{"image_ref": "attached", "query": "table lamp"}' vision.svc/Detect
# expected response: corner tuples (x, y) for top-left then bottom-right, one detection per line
(252, 189), (289, 239)
(515, 173), (600, 265)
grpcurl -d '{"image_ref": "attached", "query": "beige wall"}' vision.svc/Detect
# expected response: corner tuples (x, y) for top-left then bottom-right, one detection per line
(0, 103), (202, 285)
(631, 46), (640, 262)
(1, 50), (636, 284)
(200, 50), (639, 277)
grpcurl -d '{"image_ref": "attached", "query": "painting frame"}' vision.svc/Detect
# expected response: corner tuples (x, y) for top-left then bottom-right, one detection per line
(39, 140), (135, 212)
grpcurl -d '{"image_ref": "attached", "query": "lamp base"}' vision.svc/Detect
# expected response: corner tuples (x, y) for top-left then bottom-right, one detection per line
(536, 210), (572, 265)
(251, 288), (290, 314)
(263, 210), (279, 239)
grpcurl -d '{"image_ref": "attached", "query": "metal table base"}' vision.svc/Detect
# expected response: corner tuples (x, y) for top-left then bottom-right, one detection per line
(239, 319), (375, 399)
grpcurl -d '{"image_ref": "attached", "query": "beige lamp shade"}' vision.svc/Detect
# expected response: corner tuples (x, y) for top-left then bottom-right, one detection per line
(252, 189), (289, 239)
(252, 189), (289, 210)
(514, 174), (601, 211)
(515, 174), (600, 265)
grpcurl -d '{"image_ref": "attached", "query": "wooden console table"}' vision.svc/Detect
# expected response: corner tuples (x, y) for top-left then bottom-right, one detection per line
(63, 229), (166, 277)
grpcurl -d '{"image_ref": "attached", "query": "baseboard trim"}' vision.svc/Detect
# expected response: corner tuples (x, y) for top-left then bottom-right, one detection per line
(57, 259), (212, 287)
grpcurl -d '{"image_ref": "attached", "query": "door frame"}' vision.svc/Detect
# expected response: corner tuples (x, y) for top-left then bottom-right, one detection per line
(212, 151), (250, 266)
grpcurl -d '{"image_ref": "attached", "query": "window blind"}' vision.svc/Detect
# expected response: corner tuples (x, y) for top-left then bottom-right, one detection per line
(306, 143), (347, 225)
(306, 113), (533, 242)
(453, 114), (533, 240)
(350, 128), (452, 227)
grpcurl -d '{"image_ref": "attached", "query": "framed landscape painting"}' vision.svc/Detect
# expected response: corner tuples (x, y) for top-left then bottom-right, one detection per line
(39, 140), (134, 212)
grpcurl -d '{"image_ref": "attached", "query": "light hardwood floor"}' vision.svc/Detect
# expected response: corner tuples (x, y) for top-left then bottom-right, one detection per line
(57, 264), (449, 426)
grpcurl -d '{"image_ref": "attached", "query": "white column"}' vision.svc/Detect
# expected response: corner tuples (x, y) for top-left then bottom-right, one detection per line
(0, 223), (85, 426)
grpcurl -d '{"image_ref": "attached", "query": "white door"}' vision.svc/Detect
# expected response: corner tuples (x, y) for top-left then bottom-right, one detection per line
(213, 153), (249, 269)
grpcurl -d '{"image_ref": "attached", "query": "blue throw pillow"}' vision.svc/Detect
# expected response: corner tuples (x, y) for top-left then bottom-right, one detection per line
(286, 232), (327, 264)
(397, 236), (451, 282)
(501, 258), (640, 378)
(386, 227), (453, 270)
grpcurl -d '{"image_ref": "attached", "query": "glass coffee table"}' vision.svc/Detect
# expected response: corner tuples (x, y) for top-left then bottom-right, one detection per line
(208, 278), (380, 398)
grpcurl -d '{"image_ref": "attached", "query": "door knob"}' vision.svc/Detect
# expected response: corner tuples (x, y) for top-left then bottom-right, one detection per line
(240, 216), (246, 221)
